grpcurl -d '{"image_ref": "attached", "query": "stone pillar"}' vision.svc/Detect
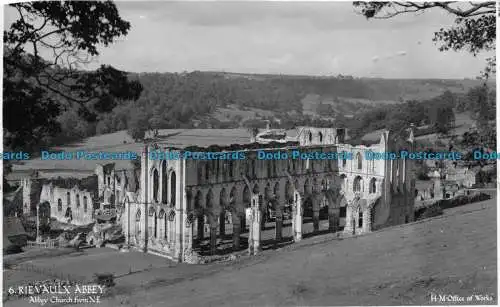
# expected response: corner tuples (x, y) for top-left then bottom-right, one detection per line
(343, 206), (353, 235)
(248, 194), (261, 255)
(210, 225), (217, 255)
(183, 215), (193, 261)
(140, 145), (149, 252)
(197, 215), (204, 245)
(363, 207), (372, 233)
(232, 214), (240, 250)
(293, 191), (302, 242)
(219, 212), (225, 237)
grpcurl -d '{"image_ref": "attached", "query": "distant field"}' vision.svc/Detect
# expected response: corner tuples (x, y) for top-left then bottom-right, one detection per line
(213, 104), (275, 123)
(415, 111), (477, 142)
(8, 129), (253, 180)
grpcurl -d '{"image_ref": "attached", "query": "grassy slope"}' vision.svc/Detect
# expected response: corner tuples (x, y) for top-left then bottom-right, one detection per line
(4, 197), (492, 307)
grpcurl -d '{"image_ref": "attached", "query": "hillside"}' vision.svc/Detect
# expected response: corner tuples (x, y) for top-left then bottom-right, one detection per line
(17, 69), (493, 156)
(127, 71), (488, 128)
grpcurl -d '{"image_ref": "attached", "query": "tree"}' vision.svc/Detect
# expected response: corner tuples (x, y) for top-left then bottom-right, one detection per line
(353, 2), (496, 79)
(128, 110), (149, 142)
(4, 1), (143, 151)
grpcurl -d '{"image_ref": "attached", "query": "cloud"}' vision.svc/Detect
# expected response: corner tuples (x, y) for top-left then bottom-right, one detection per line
(98, 2), (492, 78)
(269, 53), (294, 65)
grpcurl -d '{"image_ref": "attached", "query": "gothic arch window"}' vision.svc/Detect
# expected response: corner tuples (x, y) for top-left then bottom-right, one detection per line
(197, 164), (203, 182)
(162, 161), (168, 203)
(358, 211), (363, 228)
(319, 132), (323, 143)
(170, 171), (177, 206)
(308, 131), (313, 143)
(58, 199), (62, 212)
(353, 176), (362, 192)
(229, 160), (234, 178)
(152, 168), (159, 202)
(76, 194), (80, 207)
(340, 174), (347, 191)
(83, 196), (88, 213)
(356, 153), (362, 170)
(66, 192), (71, 206)
(369, 178), (376, 194)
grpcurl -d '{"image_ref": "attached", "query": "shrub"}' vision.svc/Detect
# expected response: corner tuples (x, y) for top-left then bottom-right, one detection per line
(93, 273), (115, 288)
(415, 204), (443, 220)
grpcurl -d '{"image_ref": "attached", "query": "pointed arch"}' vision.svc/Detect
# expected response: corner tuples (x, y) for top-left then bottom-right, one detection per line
(152, 168), (159, 202)
(369, 178), (377, 194)
(170, 171), (176, 206)
(357, 152), (362, 170)
(353, 176), (362, 192)
(162, 161), (167, 203)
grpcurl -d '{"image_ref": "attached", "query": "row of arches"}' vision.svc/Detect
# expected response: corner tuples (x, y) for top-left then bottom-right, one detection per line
(351, 176), (378, 194)
(57, 194), (89, 213)
(134, 207), (176, 244)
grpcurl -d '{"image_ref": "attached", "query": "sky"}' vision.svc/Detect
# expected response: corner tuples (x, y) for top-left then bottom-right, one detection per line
(3, 1), (495, 79)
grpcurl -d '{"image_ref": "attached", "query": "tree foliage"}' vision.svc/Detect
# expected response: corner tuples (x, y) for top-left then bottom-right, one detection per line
(353, 2), (496, 79)
(3, 1), (142, 151)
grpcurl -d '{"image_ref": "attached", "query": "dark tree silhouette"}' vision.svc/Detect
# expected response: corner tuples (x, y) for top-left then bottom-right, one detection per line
(4, 1), (143, 151)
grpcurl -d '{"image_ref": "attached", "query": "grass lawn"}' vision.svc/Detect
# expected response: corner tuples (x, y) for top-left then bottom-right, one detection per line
(4, 197), (497, 306)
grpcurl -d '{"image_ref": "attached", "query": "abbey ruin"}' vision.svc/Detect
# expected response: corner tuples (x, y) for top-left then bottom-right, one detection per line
(121, 127), (416, 263)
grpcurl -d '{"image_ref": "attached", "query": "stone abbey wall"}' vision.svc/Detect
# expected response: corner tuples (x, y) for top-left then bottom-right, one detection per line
(124, 128), (416, 263)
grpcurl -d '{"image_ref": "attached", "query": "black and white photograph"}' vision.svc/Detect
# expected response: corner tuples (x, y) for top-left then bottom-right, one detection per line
(2, 1), (497, 306)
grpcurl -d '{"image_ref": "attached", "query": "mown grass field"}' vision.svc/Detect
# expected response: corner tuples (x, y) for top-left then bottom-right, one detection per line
(4, 196), (496, 307)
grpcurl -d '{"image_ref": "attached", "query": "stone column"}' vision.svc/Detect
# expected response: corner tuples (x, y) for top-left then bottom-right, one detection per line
(183, 215), (193, 261)
(343, 206), (353, 235)
(219, 212), (225, 237)
(210, 225), (217, 255)
(140, 145), (149, 252)
(197, 215), (204, 245)
(247, 207), (253, 255)
(363, 207), (372, 233)
(232, 214), (240, 250)
(293, 191), (302, 242)
(248, 194), (261, 255)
